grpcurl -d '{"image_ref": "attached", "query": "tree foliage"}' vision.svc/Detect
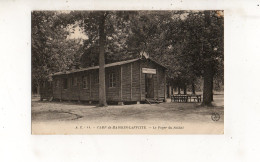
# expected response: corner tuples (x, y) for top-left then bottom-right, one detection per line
(32, 10), (224, 106)
(32, 11), (83, 92)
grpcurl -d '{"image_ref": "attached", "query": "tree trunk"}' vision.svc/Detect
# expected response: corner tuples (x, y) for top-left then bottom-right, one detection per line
(178, 86), (181, 94)
(192, 82), (196, 94)
(38, 82), (43, 101)
(183, 85), (187, 95)
(202, 10), (214, 106)
(168, 85), (172, 98)
(202, 64), (213, 106)
(211, 81), (214, 101)
(98, 13), (107, 107)
(37, 83), (40, 96)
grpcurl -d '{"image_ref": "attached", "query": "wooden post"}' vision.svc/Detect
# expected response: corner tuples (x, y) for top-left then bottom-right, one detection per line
(130, 63), (133, 101)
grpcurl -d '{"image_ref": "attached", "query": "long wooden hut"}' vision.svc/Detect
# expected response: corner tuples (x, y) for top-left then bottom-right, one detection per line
(50, 58), (167, 104)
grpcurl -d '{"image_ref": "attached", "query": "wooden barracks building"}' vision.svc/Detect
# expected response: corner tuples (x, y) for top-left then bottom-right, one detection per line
(44, 58), (167, 104)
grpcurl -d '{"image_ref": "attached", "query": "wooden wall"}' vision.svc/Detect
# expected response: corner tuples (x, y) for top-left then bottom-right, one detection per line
(52, 60), (166, 102)
(106, 66), (120, 101)
(131, 61), (141, 101)
(140, 60), (166, 101)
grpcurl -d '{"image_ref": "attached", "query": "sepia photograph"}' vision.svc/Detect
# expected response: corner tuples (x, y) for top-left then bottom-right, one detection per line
(3, 0), (260, 161)
(31, 10), (224, 134)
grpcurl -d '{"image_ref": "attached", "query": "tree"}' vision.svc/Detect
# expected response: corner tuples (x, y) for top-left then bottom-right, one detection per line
(58, 11), (136, 106)
(32, 11), (83, 94)
(124, 11), (223, 105)
(32, 11), (223, 106)
(125, 11), (199, 93)
(201, 11), (224, 106)
(98, 12), (107, 106)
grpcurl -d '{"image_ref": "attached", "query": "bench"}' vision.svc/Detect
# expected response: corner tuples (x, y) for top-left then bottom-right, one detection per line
(187, 94), (202, 103)
(171, 94), (202, 103)
(171, 95), (188, 102)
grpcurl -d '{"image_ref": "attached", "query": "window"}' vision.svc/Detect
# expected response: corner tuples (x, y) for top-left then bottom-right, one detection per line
(109, 73), (116, 88)
(63, 78), (68, 89)
(82, 76), (88, 89)
(72, 77), (77, 86)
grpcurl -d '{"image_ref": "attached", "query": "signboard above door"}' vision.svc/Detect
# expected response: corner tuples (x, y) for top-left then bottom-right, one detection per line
(142, 68), (156, 74)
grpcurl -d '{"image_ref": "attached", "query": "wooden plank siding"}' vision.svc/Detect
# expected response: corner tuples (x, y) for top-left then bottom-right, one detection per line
(52, 59), (166, 102)
(105, 66), (120, 101)
(122, 63), (131, 101)
(131, 61), (141, 101)
(139, 59), (166, 100)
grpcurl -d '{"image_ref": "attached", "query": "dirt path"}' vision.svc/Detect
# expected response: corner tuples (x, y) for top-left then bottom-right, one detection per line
(31, 95), (224, 134)
(32, 101), (224, 123)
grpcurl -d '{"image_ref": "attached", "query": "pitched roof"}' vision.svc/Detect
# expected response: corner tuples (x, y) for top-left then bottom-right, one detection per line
(52, 58), (166, 76)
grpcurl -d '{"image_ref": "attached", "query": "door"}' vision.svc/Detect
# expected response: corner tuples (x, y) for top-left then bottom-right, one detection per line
(145, 74), (154, 98)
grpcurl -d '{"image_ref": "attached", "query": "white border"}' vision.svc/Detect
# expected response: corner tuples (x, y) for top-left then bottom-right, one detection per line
(1, 0), (260, 161)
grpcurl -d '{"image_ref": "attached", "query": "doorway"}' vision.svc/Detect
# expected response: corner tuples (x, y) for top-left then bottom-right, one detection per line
(145, 74), (154, 98)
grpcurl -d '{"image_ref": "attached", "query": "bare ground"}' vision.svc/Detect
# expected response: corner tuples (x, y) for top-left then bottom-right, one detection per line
(32, 98), (224, 123)
(31, 95), (224, 134)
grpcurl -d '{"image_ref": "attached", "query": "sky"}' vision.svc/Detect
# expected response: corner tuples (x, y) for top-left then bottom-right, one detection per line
(66, 24), (88, 40)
